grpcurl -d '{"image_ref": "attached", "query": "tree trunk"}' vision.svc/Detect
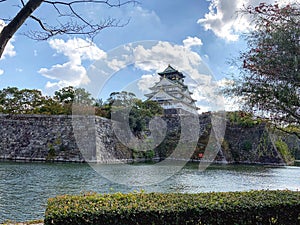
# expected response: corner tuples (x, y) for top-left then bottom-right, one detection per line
(0, 0), (44, 59)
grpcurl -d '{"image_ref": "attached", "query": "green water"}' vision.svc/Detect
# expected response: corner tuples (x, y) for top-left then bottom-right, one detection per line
(0, 161), (299, 222)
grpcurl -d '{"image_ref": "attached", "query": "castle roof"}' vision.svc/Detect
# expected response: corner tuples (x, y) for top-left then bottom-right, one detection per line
(146, 78), (195, 101)
(149, 77), (187, 90)
(146, 89), (175, 101)
(158, 65), (185, 79)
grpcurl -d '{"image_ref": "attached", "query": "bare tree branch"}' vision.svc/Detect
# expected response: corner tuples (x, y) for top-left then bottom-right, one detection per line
(44, 0), (137, 8)
(0, 0), (44, 58)
(0, 0), (138, 58)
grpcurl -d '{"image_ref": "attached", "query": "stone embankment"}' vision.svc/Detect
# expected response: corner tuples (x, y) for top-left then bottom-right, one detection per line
(0, 113), (298, 165)
(0, 114), (131, 162)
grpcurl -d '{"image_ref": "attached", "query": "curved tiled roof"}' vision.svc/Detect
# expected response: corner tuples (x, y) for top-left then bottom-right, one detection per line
(158, 65), (185, 79)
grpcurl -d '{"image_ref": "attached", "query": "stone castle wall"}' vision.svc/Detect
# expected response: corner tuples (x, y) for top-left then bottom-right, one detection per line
(0, 113), (298, 164)
(0, 114), (131, 162)
(0, 114), (82, 161)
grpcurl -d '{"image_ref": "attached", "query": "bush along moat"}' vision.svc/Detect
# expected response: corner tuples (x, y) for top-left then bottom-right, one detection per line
(44, 190), (300, 225)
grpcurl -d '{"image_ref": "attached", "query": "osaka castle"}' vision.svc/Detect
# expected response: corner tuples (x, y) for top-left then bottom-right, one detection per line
(145, 65), (199, 114)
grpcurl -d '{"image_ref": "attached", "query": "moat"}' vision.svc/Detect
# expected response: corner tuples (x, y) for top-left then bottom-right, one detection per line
(0, 161), (299, 223)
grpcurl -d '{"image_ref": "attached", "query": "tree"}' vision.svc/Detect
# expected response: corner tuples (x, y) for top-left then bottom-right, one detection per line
(54, 86), (76, 104)
(129, 99), (163, 135)
(0, 86), (57, 114)
(107, 91), (137, 107)
(0, 0), (137, 59)
(101, 91), (163, 134)
(54, 86), (94, 114)
(74, 87), (94, 105)
(35, 97), (66, 115)
(0, 86), (96, 115)
(226, 3), (300, 137)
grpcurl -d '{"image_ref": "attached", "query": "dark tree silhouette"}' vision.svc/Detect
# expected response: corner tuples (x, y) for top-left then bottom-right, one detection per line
(0, 0), (137, 58)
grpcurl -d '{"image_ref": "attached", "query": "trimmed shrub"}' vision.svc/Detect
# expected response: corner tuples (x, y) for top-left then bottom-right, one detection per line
(44, 190), (300, 225)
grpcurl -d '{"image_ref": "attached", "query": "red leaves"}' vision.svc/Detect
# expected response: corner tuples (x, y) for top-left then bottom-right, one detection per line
(198, 153), (204, 158)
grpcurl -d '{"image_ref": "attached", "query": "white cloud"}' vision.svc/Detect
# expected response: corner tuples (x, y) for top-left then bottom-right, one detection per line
(39, 62), (90, 86)
(217, 78), (234, 87)
(40, 38), (106, 90)
(197, 0), (298, 41)
(183, 36), (203, 49)
(198, 106), (211, 114)
(0, 20), (16, 59)
(49, 38), (106, 63)
(0, 69), (4, 75)
(216, 78), (241, 111)
(3, 41), (16, 59)
(132, 41), (205, 80)
(192, 82), (225, 112)
(107, 58), (128, 71)
(137, 74), (160, 92)
(223, 96), (242, 112)
(132, 6), (161, 23)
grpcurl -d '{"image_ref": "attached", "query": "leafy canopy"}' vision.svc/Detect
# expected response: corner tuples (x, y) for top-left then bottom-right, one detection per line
(226, 3), (300, 137)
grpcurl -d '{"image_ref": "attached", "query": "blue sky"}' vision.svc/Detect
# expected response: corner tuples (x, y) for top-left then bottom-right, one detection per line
(0, 0), (296, 112)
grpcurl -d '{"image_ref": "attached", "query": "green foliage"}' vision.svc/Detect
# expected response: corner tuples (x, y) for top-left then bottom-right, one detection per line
(95, 92), (164, 132)
(46, 144), (56, 161)
(275, 139), (294, 163)
(145, 149), (155, 159)
(132, 149), (155, 160)
(54, 86), (94, 114)
(225, 3), (300, 134)
(129, 99), (163, 134)
(54, 86), (76, 104)
(45, 190), (300, 225)
(107, 91), (136, 107)
(221, 139), (230, 154)
(280, 125), (300, 140)
(0, 86), (94, 115)
(241, 140), (252, 151)
(107, 91), (163, 134)
(227, 111), (261, 127)
(155, 131), (180, 159)
(0, 87), (49, 114)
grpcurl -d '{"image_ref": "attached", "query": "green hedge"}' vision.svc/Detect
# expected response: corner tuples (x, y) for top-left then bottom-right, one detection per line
(45, 190), (300, 225)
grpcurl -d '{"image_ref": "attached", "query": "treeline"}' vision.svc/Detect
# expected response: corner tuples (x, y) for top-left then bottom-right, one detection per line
(0, 86), (93, 115)
(0, 86), (163, 134)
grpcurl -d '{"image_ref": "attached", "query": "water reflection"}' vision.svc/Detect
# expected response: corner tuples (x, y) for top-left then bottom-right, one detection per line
(0, 162), (299, 222)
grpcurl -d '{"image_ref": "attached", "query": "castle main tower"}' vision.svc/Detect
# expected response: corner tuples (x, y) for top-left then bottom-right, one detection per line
(145, 65), (198, 114)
